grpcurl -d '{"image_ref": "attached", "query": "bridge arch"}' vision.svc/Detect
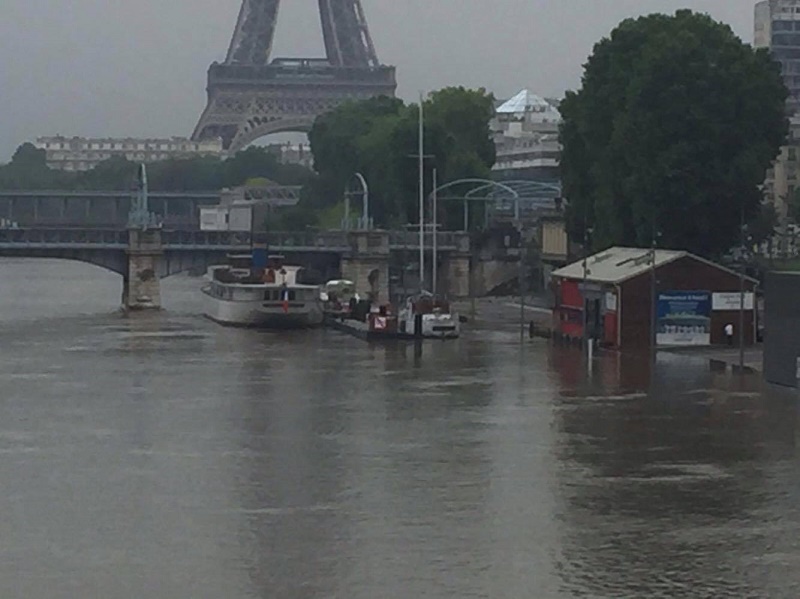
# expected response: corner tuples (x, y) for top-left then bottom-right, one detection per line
(0, 250), (129, 277)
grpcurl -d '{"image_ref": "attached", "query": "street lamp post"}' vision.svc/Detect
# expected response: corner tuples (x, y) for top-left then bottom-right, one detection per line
(739, 205), (746, 371)
(354, 172), (369, 230)
(408, 95), (435, 293)
(418, 92), (425, 292)
(650, 227), (659, 364)
(432, 168), (438, 296)
(583, 224), (593, 364)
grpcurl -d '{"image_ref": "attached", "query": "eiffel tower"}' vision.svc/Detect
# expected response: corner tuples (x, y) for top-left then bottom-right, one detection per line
(192, 0), (397, 153)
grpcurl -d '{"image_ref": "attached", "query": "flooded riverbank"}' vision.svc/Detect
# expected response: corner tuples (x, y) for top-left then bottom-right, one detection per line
(0, 259), (798, 598)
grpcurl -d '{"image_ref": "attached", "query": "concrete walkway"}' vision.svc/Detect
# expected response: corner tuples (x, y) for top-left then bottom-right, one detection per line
(660, 345), (763, 374)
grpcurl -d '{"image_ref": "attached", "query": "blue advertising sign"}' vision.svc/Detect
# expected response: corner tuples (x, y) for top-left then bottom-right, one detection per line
(657, 291), (711, 346)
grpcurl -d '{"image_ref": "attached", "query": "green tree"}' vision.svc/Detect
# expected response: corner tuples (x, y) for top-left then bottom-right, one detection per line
(308, 88), (496, 227)
(560, 10), (788, 257)
(0, 143), (71, 189)
(76, 156), (138, 190)
(748, 203), (779, 246)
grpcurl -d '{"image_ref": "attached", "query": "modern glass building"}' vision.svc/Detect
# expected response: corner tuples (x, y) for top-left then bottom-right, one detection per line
(755, 1), (800, 239)
(755, 0), (800, 113)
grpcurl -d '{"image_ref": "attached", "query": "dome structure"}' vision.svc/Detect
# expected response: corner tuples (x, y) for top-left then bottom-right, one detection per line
(496, 89), (561, 123)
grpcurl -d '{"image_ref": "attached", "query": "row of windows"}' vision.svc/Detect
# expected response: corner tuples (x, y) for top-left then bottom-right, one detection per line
(41, 142), (215, 152)
(49, 152), (173, 161)
(773, 19), (800, 32)
(781, 60), (800, 73)
(773, 32), (800, 46)
(264, 289), (297, 301)
(207, 284), (312, 303)
(772, 47), (800, 59)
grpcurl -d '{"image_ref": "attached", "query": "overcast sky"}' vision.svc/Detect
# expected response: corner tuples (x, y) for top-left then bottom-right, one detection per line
(1, 0), (760, 160)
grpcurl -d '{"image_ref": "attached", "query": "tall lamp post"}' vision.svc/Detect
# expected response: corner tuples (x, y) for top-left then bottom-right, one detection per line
(739, 205), (747, 371)
(418, 92), (425, 291)
(650, 226), (660, 365)
(354, 172), (370, 230)
(432, 168), (438, 296)
(408, 93), (437, 293)
(583, 224), (594, 362)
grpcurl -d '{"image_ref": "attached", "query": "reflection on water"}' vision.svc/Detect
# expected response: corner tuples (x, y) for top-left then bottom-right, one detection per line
(0, 259), (799, 598)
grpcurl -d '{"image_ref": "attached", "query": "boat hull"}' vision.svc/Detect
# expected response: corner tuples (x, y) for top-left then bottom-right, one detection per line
(398, 312), (461, 339)
(202, 290), (323, 329)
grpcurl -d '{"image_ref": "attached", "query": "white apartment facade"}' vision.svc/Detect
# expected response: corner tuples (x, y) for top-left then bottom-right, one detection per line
(266, 142), (315, 170)
(35, 136), (224, 172)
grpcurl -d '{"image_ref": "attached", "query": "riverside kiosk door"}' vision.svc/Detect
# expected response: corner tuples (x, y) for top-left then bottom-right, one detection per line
(580, 282), (604, 341)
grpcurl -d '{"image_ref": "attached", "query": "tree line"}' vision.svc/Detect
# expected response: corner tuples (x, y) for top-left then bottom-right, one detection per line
(0, 143), (313, 192)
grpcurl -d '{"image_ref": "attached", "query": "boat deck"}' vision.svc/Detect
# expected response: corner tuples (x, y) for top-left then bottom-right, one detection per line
(325, 318), (413, 341)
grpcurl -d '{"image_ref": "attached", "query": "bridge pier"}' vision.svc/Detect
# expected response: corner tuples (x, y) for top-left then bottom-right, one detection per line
(124, 229), (163, 311)
(440, 233), (472, 299)
(341, 231), (390, 305)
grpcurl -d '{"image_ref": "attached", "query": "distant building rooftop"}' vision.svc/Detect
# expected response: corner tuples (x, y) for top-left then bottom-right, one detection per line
(496, 89), (561, 122)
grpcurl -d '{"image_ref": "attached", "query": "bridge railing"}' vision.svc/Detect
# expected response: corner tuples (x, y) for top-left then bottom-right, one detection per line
(388, 230), (464, 250)
(0, 228), (129, 246)
(161, 230), (251, 248)
(162, 230), (353, 250)
(0, 227), (470, 253)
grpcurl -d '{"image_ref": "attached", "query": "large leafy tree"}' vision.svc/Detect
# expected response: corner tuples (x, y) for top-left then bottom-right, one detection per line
(0, 143), (71, 189)
(560, 10), (788, 257)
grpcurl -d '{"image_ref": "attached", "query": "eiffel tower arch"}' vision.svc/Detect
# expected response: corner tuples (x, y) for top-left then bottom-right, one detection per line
(192, 0), (397, 154)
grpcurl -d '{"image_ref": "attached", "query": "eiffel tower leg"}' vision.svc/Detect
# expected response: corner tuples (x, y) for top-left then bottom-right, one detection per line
(191, 93), (242, 151)
(192, 87), (324, 153)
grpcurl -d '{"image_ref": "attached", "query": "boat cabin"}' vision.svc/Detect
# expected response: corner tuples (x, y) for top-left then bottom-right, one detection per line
(405, 293), (452, 315)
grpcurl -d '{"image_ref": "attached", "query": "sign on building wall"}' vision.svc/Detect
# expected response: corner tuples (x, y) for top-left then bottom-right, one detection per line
(657, 291), (711, 346)
(712, 292), (754, 311)
(605, 292), (617, 312)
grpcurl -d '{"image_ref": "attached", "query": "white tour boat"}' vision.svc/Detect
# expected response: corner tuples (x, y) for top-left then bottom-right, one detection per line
(398, 292), (461, 339)
(202, 253), (324, 328)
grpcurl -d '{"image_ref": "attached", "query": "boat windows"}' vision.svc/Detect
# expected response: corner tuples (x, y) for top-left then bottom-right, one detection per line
(264, 289), (283, 301)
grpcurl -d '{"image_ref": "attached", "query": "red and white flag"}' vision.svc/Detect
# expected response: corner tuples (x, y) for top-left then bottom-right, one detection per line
(281, 288), (290, 313)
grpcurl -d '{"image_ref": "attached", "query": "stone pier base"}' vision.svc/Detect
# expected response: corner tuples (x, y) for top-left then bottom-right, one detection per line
(124, 229), (163, 311)
(341, 231), (390, 305)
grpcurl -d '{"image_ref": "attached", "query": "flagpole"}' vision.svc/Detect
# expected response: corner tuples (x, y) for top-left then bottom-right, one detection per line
(419, 91), (425, 293)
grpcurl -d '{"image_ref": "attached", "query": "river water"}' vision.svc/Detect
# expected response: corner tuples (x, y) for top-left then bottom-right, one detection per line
(1, 259), (800, 598)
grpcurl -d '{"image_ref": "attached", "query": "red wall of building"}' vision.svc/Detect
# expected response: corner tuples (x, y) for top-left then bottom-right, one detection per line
(554, 279), (585, 337)
(604, 311), (618, 346)
(560, 280), (583, 309)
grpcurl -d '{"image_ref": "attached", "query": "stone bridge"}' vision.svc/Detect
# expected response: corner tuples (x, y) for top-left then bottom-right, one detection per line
(0, 228), (473, 309)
